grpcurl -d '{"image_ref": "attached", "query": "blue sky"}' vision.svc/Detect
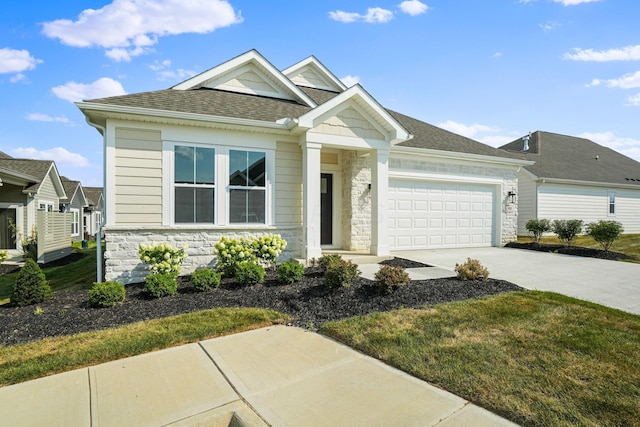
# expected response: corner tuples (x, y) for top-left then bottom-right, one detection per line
(1, 0), (638, 186)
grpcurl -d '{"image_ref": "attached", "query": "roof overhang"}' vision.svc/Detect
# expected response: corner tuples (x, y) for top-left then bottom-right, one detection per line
(534, 176), (640, 190)
(392, 145), (535, 167)
(0, 167), (39, 186)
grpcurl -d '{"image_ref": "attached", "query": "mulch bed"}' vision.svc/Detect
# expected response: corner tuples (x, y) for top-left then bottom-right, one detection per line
(0, 259), (522, 347)
(504, 242), (636, 262)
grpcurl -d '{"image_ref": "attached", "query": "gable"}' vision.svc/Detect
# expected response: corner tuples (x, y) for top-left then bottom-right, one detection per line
(283, 57), (347, 93)
(314, 106), (385, 140)
(199, 63), (296, 101)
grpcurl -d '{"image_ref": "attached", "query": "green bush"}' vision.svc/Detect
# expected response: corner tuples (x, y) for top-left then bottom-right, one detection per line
(586, 220), (624, 252)
(190, 268), (221, 292)
(276, 260), (305, 284)
(325, 259), (360, 289)
(144, 273), (178, 298)
(552, 219), (584, 247)
(525, 218), (552, 243)
(11, 259), (52, 307)
(318, 253), (343, 271)
(374, 265), (411, 293)
(214, 234), (287, 276)
(88, 281), (126, 307)
(235, 263), (265, 286)
(454, 258), (489, 281)
(138, 242), (188, 275)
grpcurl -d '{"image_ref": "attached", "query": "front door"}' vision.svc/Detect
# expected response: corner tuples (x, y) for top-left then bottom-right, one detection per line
(320, 173), (333, 245)
(0, 208), (16, 249)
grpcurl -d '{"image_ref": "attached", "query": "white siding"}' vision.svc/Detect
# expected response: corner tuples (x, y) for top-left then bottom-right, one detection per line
(275, 142), (302, 225)
(114, 128), (162, 225)
(313, 108), (385, 140)
(516, 171), (537, 235)
(616, 189), (640, 232)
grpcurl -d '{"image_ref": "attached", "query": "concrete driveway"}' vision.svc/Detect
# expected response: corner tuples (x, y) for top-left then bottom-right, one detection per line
(392, 247), (640, 315)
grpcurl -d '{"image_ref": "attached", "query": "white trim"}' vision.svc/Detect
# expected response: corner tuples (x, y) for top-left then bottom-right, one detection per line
(105, 121), (117, 226)
(391, 146), (534, 167)
(608, 191), (616, 217)
(535, 176), (640, 190)
(319, 169), (342, 249)
(283, 56), (347, 92)
(37, 200), (55, 212)
(0, 203), (24, 250)
(389, 170), (504, 186)
(70, 208), (80, 237)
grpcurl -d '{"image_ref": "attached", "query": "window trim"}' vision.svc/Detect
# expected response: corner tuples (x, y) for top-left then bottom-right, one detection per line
(228, 149), (267, 225)
(608, 191), (616, 216)
(70, 208), (80, 237)
(174, 145), (217, 224)
(38, 200), (55, 212)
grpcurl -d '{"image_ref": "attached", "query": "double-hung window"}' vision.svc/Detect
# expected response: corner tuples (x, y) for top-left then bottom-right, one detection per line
(70, 209), (80, 236)
(229, 150), (266, 224)
(174, 146), (215, 224)
(608, 192), (616, 216)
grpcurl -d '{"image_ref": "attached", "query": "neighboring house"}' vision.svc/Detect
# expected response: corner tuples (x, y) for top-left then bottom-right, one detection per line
(76, 49), (531, 284)
(60, 177), (88, 243)
(500, 131), (640, 235)
(83, 186), (104, 239)
(0, 151), (72, 262)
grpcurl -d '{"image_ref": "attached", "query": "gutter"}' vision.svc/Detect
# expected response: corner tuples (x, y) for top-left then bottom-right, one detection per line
(84, 116), (106, 283)
(537, 177), (640, 190)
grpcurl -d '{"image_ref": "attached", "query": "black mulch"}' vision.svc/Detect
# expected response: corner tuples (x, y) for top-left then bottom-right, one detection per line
(504, 242), (636, 262)
(379, 257), (432, 268)
(0, 264), (523, 347)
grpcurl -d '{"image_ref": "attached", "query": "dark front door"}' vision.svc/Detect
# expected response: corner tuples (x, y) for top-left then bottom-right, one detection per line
(0, 208), (16, 250)
(320, 173), (333, 245)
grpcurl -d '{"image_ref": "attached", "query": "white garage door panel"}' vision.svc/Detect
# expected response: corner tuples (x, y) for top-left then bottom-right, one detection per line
(389, 179), (496, 250)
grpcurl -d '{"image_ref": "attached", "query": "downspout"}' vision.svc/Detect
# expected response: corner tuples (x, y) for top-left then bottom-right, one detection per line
(85, 116), (106, 283)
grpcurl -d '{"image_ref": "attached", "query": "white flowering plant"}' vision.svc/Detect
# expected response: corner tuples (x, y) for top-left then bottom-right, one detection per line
(213, 234), (287, 276)
(138, 242), (188, 276)
(0, 250), (8, 264)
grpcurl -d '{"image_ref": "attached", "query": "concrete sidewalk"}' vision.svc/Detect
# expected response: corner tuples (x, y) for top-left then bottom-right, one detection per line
(392, 247), (640, 315)
(0, 326), (517, 427)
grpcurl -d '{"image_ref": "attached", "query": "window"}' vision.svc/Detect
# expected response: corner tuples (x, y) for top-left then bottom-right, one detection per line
(608, 192), (616, 215)
(229, 150), (266, 224)
(95, 211), (102, 230)
(70, 209), (80, 236)
(38, 201), (54, 212)
(174, 146), (215, 223)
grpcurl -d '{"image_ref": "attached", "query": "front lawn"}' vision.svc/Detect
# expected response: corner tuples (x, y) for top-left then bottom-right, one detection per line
(321, 291), (640, 427)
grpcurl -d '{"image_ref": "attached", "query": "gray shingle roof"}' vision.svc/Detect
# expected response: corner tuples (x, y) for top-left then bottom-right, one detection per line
(85, 85), (519, 160)
(60, 177), (81, 203)
(83, 187), (103, 206)
(500, 131), (640, 186)
(0, 158), (54, 191)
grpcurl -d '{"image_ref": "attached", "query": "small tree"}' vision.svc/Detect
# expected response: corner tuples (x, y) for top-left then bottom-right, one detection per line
(11, 259), (52, 306)
(552, 219), (583, 247)
(586, 220), (624, 252)
(525, 219), (552, 243)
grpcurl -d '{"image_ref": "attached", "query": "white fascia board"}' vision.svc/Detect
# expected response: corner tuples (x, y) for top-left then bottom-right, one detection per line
(76, 102), (292, 134)
(536, 177), (640, 190)
(171, 50), (317, 108)
(282, 56), (347, 91)
(296, 85), (410, 142)
(392, 145), (535, 168)
(46, 162), (67, 199)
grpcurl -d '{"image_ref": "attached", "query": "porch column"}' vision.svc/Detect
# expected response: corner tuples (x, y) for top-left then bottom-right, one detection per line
(370, 148), (390, 256)
(302, 141), (322, 259)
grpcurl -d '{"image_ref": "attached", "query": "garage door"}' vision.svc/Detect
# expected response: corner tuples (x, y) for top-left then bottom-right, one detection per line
(389, 179), (496, 250)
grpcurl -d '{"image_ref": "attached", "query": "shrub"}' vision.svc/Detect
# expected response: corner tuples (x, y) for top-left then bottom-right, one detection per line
(235, 262), (266, 286)
(144, 273), (178, 298)
(552, 219), (583, 247)
(190, 268), (221, 292)
(139, 242), (188, 276)
(214, 234), (287, 276)
(325, 259), (360, 289)
(586, 220), (624, 252)
(525, 219), (552, 243)
(88, 281), (126, 307)
(374, 265), (411, 293)
(318, 253), (343, 271)
(454, 258), (489, 281)
(276, 260), (305, 284)
(250, 234), (287, 269)
(11, 259), (52, 307)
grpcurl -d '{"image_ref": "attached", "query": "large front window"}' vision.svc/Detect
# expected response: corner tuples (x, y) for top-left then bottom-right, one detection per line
(174, 146), (215, 223)
(229, 150), (266, 224)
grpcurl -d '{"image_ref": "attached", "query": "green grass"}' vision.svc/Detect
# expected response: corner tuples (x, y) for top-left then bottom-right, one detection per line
(519, 233), (640, 261)
(0, 307), (288, 387)
(0, 245), (99, 303)
(320, 292), (640, 427)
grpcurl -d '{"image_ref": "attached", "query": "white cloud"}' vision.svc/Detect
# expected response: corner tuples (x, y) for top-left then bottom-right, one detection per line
(627, 93), (640, 107)
(437, 120), (498, 138)
(27, 113), (71, 124)
(0, 48), (42, 74)
(554, 0), (601, 5)
(149, 59), (197, 81)
(579, 131), (640, 161)
(564, 45), (640, 62)
(52, 77), (127, 102)
(9, 73), (28, 83)
(399, 1), (429, 16)
(329, 7), (394, 24)
(602, 71), (640, 89)
(492, 52), (503, 58)
(340, 75), (360, 87)
(41, 0), (242, 62)
(11, 147), (90, 167)
(540, 21), (561, 31)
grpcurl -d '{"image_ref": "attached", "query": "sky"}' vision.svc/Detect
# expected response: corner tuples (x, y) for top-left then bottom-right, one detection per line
(1, 0), (639, 187)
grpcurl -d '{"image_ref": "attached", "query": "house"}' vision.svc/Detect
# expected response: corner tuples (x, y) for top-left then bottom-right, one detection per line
(500, 131), (640, 235)
(0, 151), (73, 262)
(76, 50), (531, 284)
(60, 177), (88, 243)
(83, 186), (104, 239)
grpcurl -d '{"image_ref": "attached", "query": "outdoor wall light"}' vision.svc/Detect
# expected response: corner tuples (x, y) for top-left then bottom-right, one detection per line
(368, 183), (372, 191)
(507, 190), (517, 203)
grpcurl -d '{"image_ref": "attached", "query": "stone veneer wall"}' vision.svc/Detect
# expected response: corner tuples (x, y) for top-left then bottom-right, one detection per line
(104, 226), (302, 284)
(389, 156), (519, 246)
(341, 151), (372, 251)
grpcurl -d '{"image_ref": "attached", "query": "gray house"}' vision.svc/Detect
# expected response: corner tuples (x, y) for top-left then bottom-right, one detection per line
(60, 177), (88, 243)
(83, 186), (104, 239)
(500, 131), (640, 235)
